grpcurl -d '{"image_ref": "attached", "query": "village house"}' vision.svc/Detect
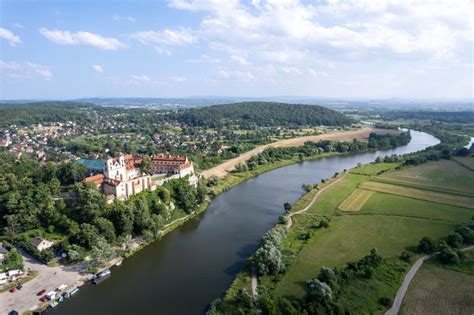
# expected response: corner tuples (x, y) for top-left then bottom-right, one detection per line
(31, 237), (54, 251)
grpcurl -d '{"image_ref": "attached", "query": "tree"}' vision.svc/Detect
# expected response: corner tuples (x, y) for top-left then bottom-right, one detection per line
(437, 245), (460, 265)
(306, 279), (332, 302)
(446, 232), (463, 248)
(91, 237), (115, 266)
(196, 179), (208, 204)
(2, 248), (23, 271)
(93, 217), (116, 243)
(302, 183), (313, 193)
(283, 202), (292, 213)
(417, 236), (438, 254)
(158, 188), (171, 204)
(140, 155), (152, 174)
(298, 153), (304, 163)
(318, 267), (337, 288)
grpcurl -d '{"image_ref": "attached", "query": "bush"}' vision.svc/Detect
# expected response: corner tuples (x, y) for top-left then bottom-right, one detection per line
(379, 297), (392, 307)
(417, 236), (438, 254)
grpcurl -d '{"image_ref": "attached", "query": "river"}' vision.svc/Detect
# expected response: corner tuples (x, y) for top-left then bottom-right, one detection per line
(52, 130), (439, 315)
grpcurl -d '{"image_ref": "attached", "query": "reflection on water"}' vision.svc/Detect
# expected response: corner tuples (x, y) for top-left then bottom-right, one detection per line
(53, 130), (439, 315)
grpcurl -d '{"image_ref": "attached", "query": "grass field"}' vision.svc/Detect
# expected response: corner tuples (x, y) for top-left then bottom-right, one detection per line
(275, 215), (455, 298)
(338, 189), (373, 212)
(360, 181), (474, 209)
(454, 156), (474, 171)
(359, 192), (474, 223)
(381, 160), (474, 193)
(350, 162), (400, 176)
(400, 261), (474, 315)
(226, 158), (474, 313)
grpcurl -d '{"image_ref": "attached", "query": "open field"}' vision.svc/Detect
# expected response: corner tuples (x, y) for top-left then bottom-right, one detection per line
(338, 189), (373, 212)
(381, 160), (474, 193)
(275, 215), (455, 298)
(360, 192), (474, 223)
(400, 263), (474, 315)
(454, 156), (474, 171)
(350, 162), (400, 176)
(360, 181), (474, 209)
(201, 127), (398, 178)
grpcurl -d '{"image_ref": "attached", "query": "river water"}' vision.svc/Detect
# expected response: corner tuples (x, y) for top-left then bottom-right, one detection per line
(53, 130), (439, 315)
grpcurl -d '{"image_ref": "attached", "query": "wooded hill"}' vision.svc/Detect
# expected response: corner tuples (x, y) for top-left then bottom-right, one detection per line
(0, 101), (99, 128)
(173, 102), (354, 128)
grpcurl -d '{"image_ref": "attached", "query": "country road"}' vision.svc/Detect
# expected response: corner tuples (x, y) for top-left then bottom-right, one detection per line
(385, 245), (474, 315)
(201, 127), (398, 178)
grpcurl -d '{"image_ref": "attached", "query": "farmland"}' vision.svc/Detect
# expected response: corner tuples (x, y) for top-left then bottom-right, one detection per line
(400, 254), (474, 315)
(262, 158), (474, 312)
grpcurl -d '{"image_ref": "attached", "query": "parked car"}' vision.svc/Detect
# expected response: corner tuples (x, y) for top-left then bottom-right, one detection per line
(9, 287), (16, 293)
(15, 284), (22, 290)
(40, 296), (48, 302)
(37, 289), (46, 296)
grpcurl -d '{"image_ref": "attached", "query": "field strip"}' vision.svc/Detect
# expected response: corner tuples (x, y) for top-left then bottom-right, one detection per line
(385, 245), (474, 315)
(344, 212), (467, 224)
(453, 157), (474, 171)
(372, 177), (474, 198)
(338, 189), (374, 212)
(360, 181), (474, 210)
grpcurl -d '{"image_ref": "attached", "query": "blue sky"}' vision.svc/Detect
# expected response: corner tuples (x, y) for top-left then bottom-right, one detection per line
(0, 0), (472, 99)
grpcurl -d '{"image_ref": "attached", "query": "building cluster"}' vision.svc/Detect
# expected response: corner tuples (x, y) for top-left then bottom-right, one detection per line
(84, 152), (195, 203)
(0, 122), (94, 161)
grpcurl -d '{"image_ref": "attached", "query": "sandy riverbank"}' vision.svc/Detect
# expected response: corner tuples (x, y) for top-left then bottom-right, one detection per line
(201, 127), (399, 178)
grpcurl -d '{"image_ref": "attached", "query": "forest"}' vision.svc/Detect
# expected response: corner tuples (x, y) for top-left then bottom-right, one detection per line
(173, 102), (355, 129)
(0, 102), (100, 128)
(381, 111), (474, 124)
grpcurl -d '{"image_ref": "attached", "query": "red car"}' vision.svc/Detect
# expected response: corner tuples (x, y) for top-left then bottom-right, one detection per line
(37, 289), (46, 296)
(9, 287), (16, 293)
(39, 296), (48, 302)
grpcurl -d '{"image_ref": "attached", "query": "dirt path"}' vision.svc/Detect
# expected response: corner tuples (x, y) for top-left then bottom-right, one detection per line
(251, 172), (348, 296)
(385, 245), (474, 315)
(286, 172), (348, 229)
(201, 127), (397, 178)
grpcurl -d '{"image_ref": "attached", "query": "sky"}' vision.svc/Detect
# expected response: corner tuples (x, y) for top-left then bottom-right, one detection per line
(0, 0), (473, 100)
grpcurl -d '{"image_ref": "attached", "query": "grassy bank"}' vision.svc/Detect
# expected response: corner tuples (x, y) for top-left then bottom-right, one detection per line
(216, 156), (474, 314)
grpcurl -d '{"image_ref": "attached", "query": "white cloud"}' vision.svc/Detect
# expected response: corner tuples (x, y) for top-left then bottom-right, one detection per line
(0, 28), (22, 46)
(170, 76), (187, 82)
(216, 68), (254, 81)
(155, 46), (172, 56)
(0, 60), (52, 80)
(130, 74), (151, 83)
(39, 27), (125, 50)
(230, 54), (249, 65)
(92, 64), (104, 73)
(169, 0), (472, 62)
(13, 23), (24, 29)
(113, 14), (136, 22)
(132, 27), (197, 46)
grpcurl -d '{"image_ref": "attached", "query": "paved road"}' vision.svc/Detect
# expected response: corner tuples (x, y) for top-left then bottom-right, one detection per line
(201, 127), (397, 178)
(385, 245), (474, 315)
(0, 250), (88, 314)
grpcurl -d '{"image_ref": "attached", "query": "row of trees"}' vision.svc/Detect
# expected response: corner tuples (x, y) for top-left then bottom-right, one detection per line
(234, 132), (412, 173)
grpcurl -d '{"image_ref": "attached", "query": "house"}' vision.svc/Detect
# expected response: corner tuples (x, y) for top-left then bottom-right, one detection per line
(31, 237), (54, 251)
(151, 154), (195, 178)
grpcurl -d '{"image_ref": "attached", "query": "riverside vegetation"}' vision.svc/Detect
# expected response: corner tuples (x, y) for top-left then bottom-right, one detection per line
(209, 121), (474, 315)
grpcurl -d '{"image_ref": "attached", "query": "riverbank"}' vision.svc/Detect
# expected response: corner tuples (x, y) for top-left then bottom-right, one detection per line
(201, 126), (399, 178)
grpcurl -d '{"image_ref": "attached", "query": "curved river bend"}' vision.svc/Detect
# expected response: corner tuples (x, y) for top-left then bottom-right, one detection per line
(53, 130), (439, 315)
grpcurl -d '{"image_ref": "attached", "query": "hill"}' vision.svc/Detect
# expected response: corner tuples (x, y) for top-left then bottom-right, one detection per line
(0, 101), (99, 128)
(173, 102), (354, 128)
